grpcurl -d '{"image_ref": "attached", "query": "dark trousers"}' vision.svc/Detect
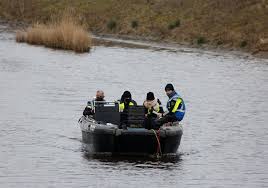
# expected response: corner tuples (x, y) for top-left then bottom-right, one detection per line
(155, 114), (177, 127)
(143, 116), (160, 130)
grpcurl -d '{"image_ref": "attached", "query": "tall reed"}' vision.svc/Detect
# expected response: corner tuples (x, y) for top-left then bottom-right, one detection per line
(16, 16), (92, 53)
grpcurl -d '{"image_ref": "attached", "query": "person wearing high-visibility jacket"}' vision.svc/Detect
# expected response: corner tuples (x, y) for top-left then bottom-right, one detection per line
(119, 91), (137, 112)
(143, 92), (164, 129)
(119, 91), (137, 127)
(157, 84), (186, 125)
(165, 83), (185, 121)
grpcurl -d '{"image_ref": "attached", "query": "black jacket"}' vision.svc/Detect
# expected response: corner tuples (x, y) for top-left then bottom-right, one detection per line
(83, 99), (105, 116)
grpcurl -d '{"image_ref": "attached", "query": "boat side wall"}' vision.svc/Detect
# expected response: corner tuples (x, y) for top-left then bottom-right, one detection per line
(79, 116), (183, 155)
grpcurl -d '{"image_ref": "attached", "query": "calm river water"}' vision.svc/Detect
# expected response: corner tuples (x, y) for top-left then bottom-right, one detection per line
(0, 24), (268, 188)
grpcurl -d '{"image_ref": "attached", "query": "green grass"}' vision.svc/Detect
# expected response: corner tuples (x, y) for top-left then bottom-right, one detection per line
(197, 37), (206, 45)
(240, 40), (247, 48)
(131, 20), (138, 29)
(107, 20), (117, 30)
(168, 19), (180, 30)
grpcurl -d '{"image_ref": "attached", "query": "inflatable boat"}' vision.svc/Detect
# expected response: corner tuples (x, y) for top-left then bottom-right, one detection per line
(78, 102), (183, 157)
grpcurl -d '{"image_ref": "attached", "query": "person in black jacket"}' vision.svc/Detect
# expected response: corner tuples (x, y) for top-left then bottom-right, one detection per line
(119, 91), (137, 127)
(119, 91), (137, 112)
(83, 90), (105, 116)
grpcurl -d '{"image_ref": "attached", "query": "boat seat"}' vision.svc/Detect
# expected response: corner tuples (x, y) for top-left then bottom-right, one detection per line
(94, 102), (120, 125)
(127, 106), (145, 127)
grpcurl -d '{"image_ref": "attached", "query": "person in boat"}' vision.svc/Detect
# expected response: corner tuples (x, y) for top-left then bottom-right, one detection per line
(143, 92), (164, 129)
(83, 90), (105, 116)
(119, 91), (137, 112)
(119, 91), (137, 127)
(156, 83), (186, 126)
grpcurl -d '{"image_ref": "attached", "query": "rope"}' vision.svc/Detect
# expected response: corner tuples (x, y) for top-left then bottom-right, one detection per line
(152, 129), (162, 158)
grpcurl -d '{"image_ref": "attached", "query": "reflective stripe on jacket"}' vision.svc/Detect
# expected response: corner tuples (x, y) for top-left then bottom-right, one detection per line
(147, 105), (160, 114)
(167, 92), (185, 121)
(119, 101), (135, 112)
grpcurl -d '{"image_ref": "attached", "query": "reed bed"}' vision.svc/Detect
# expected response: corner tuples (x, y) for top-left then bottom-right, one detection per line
(16, 18), (92, 53)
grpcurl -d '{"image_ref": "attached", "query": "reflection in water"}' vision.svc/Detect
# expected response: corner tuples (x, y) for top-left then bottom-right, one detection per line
(0, 26), (268, 188)
(83, 152), (183, 169)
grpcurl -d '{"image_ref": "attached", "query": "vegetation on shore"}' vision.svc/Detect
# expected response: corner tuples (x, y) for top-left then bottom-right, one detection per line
(15, 14), (91, 53)
(0, 0), (268, 53)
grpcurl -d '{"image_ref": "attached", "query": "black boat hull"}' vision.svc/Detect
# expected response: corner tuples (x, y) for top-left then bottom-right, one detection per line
(80, 117), (183, 156)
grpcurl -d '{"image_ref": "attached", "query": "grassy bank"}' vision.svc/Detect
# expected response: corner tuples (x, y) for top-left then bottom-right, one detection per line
(1, 0), (268, 53)
(16, 15), (91, 53)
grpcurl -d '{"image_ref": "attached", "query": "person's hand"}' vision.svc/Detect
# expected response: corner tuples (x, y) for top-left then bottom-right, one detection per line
(156, 112), (163, 119)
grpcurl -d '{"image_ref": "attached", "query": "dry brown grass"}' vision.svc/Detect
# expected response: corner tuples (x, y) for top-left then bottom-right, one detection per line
(16, 30), (27, 43)
(16, 16), (92, 53)
(3, 0), (267, 53)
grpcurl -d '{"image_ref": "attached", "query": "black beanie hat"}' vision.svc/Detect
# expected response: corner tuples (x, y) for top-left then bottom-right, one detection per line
(165, 83), (174, 91)
(146, 92), (155, 100)
(121, 91), (132, 101)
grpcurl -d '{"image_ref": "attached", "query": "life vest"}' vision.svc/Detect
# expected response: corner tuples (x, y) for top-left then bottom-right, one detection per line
(167, 92), (185, 121)
(119, 101), (135, 112)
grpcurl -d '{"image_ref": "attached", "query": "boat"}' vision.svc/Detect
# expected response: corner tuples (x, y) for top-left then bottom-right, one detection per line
(78, 101), (183, 157)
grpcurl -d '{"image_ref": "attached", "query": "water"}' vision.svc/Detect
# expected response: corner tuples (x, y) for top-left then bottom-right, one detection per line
(0, 24), (268, 188)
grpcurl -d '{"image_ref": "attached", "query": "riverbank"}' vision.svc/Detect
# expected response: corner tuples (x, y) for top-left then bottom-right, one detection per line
(1, 18), (267, 59)
(93, 33), (268, 59)
(0, 0), (268, 57)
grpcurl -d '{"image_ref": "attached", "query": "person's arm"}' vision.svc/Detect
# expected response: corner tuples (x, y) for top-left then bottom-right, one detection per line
(83, 107), (92, 116)
(157, 99), (164, 113)
(144, 106), (148, 116)
(166, 100), (177, 116)
(132, 100), (137, 106)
